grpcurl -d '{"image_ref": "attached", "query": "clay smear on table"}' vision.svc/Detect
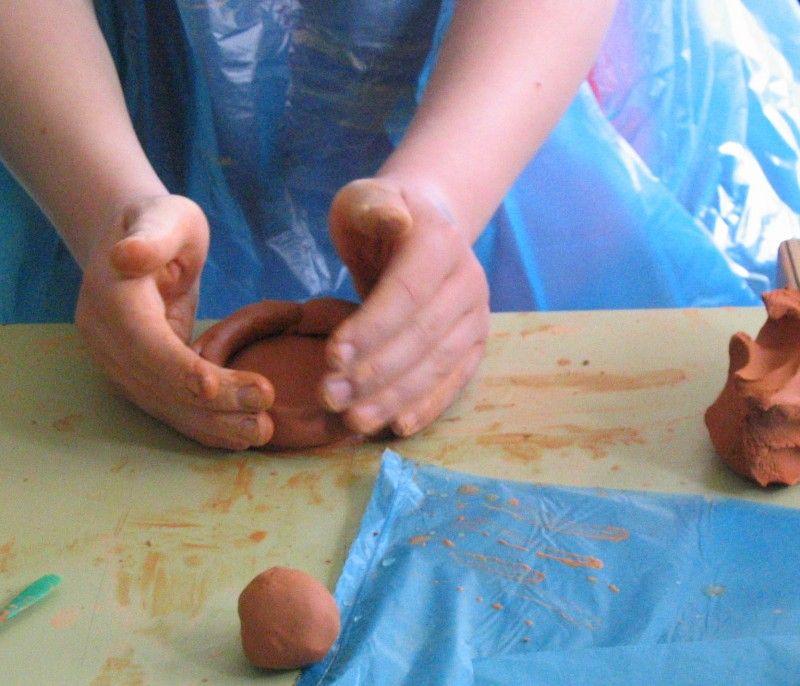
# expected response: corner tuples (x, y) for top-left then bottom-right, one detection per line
(705, 289), (800, 486)
(238, 566), (340, 670)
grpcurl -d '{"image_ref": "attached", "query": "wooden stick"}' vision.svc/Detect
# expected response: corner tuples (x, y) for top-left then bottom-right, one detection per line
(777, 240), (800, 290)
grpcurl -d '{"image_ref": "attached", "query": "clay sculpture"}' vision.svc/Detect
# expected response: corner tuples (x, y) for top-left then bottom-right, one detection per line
(705, 288), (800, 486)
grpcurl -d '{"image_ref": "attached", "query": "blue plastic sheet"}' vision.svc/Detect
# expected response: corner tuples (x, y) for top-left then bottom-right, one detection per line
(1, 0), (799, 321)
(299, 450), (800, 685)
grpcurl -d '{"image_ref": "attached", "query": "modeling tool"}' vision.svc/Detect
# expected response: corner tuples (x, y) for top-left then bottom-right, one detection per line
(0, 574), (61, 624)
(777, 239), (800, 289)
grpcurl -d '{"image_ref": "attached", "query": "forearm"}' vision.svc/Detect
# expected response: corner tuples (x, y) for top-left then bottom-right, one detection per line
(0, 0), (166, 267)
(378, 0), (618, 241)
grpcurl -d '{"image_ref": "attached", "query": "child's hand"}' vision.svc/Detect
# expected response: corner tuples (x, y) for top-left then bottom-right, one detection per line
(76, 195), (274, 449)
(322, 178), (489, 436)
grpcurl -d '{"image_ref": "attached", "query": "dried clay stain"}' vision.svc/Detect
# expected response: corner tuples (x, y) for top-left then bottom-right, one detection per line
(192, 458), (254, 513)
(482, 368), (687, 393)
(409, 535), (432, 546)
(286, 471), (325, 505)
(519, 324), (576, 337)
(477, 425), (645, 461)
(50, 606), (80, 629)
(0, 538), (15, 573)
(53, 413), (83, 432)
(36, 333), (79, 351)
(133, 520), (201, 530)
(536, 549), (604, 569)
(90, 647), (145, 686)
(498, 538), (529, 552)
(115, 550), (213, 618)
(474, 402), (516, 412)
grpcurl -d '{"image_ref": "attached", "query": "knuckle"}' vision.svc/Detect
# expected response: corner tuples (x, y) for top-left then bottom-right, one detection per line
(409, 315), (439, 347)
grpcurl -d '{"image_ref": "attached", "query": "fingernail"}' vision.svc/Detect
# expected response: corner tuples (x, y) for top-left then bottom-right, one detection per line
(238, 385), (265, 411)
(324, 377), (353, 411)
(187, 372), (216, 400)
(241, 416), (259, 435)
(329, 342), (356, 369)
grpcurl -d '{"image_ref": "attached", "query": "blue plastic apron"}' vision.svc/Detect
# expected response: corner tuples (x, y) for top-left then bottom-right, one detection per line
(1, 0), (798, 322)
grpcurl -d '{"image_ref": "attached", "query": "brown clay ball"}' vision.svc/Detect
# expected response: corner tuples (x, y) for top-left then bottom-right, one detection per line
(238, 566), (340, 670)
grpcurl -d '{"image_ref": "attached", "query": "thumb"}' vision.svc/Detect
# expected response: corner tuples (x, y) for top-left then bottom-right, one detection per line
(110, 196), (209, 280)
(329, 179), (413, 296)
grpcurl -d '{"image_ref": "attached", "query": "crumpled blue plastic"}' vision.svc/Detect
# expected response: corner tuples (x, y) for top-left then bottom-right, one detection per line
(1, 0), (799, 322)
(299, 450), (800, 685)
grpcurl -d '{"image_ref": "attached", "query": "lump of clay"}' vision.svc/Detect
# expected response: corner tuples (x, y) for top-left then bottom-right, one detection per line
(705, 288), (800, 486)
(193, 298), (359, 449)
(238, 566), (340, 670)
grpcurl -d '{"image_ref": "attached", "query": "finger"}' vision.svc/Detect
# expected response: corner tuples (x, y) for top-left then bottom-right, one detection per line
(110, 196), (209, 284)
(390, 342), (485, 437)
(89, 328), (274, 417)
(341, 313), (489, 434)
(329, 179), (413, 294)
(322, 263), (486, 409)
(100, 281), (275, 413)
(117, 368), (275, 450)
(326, 213), (462, 371)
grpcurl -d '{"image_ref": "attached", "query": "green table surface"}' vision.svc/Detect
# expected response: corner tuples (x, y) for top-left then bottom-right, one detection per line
(1, 307), (797, 685)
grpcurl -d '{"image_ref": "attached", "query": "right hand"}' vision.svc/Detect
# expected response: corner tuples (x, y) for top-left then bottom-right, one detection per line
(76, 195), (275, 449)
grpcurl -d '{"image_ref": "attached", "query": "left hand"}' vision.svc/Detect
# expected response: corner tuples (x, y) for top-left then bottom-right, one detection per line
(321, 178), (490, 437)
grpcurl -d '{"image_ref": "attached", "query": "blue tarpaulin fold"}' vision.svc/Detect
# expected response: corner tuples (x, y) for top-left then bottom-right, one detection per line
(299, 450), (800, 685)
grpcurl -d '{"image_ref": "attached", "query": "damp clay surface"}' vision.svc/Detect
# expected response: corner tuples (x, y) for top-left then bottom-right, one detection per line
(193, 298), (359, 449)
(238, 566), (340, 670)
(705, 289), (800, 486)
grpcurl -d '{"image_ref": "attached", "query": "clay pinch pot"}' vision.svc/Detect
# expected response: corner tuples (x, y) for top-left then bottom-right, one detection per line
(193, 298), (359, 449)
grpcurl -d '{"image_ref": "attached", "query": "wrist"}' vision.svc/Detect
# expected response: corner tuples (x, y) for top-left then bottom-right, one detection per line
(374, 165), (471, 242)
(69, 175), (170, 268)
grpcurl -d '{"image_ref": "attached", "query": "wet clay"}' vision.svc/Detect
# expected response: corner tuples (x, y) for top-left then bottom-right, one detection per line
(193, 298), (359, 449)
(238, 566), (340, 670)
(705, 289), (800, 486)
